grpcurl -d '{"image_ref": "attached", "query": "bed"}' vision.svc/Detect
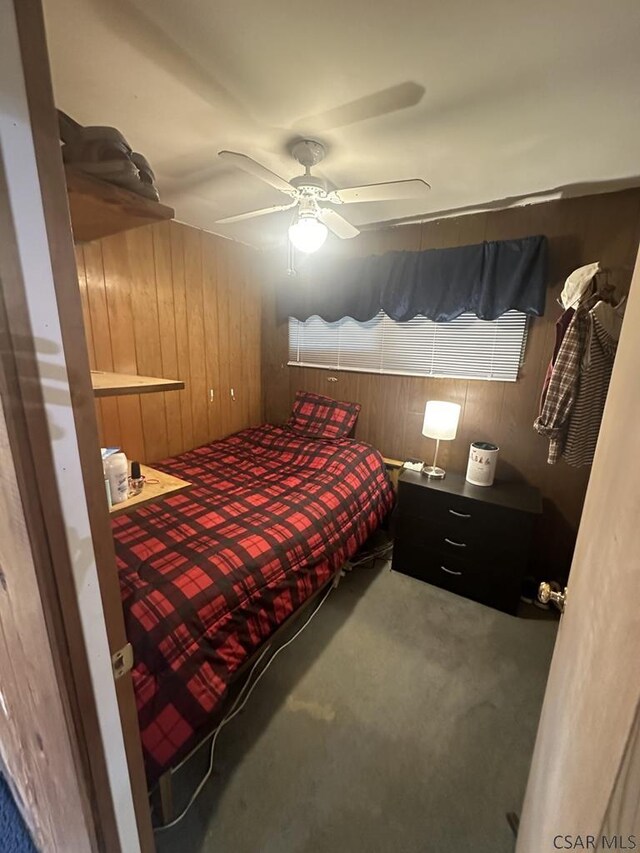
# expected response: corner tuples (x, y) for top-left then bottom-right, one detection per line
(112, 409), (394, 785)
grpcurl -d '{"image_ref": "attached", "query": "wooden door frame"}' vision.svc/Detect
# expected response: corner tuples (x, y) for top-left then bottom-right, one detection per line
(2, 0), (154, 849)
(0, 153), (98, 852)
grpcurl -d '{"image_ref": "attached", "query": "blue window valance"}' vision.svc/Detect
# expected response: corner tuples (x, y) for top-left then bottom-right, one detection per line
(278, 234), (548, 323)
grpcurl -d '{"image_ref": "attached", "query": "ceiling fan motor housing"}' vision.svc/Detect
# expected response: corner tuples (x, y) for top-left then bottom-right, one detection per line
(289, 173), (328, 197)
(291, 138), (326, 170)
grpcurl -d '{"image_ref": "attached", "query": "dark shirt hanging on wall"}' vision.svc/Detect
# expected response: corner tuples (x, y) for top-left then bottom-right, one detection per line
(534, 311), (588, 464)
(534, 301), (622, 466)
(539, 307), (575, 414)
(562, 308), (620, 466)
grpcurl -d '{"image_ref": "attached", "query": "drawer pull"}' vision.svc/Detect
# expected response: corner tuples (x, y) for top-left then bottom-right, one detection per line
(448, 509), (471, 518)
(444, 538), (467, 548)
(441, 565), (462, 576)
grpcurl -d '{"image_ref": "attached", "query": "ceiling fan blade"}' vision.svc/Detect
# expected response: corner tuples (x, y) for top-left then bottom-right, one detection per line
(318, 207), (360, 239)
(331, 179), (431, 205)
(293, 82), (425, 132)
(218, 150), (294, 196)
(216, 201), (297, 225)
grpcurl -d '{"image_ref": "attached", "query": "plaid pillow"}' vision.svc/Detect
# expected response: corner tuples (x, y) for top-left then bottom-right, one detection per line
(287, 391), (361, 440)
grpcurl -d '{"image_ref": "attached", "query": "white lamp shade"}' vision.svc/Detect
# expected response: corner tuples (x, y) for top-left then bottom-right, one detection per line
(422, 400), (461, 441)
(288, 217), (328, 253)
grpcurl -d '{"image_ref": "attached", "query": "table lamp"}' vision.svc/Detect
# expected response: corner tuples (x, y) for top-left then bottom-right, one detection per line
(421, 400), (461, 479)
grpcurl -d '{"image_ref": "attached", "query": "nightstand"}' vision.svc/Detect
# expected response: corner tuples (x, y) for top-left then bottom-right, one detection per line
(391, 470), (542, 614)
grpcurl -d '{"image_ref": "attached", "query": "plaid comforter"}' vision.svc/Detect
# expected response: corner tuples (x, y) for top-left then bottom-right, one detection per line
(112, 425), (394, 783)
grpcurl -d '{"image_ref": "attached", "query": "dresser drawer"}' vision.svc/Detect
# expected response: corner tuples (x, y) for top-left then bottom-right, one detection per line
(398, 479), (481, 522)
(391, 539), (523, 614)
(395, 500), (532, 564)
(392, 540), (484, 599)
(398, 480), (512, 534)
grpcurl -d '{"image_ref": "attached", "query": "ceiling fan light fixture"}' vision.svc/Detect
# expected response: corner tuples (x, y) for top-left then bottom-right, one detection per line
(288, 214), (328, 253)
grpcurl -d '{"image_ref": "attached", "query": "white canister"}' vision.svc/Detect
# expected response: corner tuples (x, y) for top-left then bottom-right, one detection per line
(104, 452), (129, 504)
(466, 441), (499, 487)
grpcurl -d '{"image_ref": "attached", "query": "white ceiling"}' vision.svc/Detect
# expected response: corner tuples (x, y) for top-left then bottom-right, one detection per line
(44, 0), (640, 248)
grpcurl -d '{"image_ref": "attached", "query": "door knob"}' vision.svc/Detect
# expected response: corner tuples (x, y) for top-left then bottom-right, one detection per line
(538, 581), (567, 612)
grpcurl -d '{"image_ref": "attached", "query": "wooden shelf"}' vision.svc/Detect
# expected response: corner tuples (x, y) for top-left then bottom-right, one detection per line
(109, 465), (191, 517)
(91, 370), (184, 398)
(66, 165), (174, 242)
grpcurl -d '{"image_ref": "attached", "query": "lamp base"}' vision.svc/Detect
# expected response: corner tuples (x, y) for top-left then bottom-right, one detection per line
(421, 464), (446, 479)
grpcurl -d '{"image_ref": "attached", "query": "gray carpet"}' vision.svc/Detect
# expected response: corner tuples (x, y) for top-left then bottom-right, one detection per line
(156, 561), (557, 853)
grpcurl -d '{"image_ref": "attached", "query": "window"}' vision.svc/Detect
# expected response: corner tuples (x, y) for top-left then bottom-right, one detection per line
(288, 310), (528, 382)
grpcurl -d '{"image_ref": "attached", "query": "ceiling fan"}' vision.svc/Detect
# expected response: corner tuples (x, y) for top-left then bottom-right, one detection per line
(216, 139), (430, 253)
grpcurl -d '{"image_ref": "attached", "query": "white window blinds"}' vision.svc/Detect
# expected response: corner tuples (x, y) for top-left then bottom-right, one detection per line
(288, 310), (528, 382)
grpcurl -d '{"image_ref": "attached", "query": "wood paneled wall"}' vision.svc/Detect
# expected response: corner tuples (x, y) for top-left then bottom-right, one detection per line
(76, 220), (262, 463)
(262, 189), (640, 578)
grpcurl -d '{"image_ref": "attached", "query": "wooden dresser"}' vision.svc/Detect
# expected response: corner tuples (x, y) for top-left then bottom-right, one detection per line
(391, 469), (542, 614)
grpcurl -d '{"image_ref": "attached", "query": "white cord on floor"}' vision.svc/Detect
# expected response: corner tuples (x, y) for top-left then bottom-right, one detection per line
(154, 582), (335, 832)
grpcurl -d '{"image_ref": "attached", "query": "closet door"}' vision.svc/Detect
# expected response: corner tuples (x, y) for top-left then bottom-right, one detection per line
(202, 231), (223, 441)
(242, 247), (263, 427)
(517, 245), (640, 850)
(226, 241), (248, 434)
(214, 235), (235, 437)
(212, 238), (262, 439)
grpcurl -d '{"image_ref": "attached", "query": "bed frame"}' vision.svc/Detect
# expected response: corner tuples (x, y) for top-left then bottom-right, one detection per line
(152, 568), (343, 826)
